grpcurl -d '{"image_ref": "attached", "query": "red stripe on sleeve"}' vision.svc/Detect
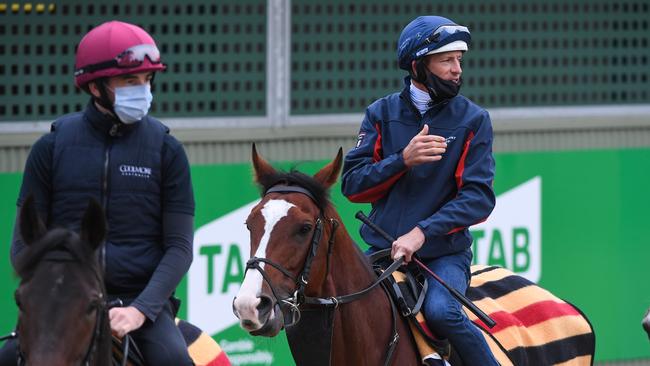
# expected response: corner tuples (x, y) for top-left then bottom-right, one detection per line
(445, 132), (476, 234)
(347, 170), (406, 203)
(454, 131), (474, 189)
(473, 300), (581, 333)
(372, 122), (382, 162)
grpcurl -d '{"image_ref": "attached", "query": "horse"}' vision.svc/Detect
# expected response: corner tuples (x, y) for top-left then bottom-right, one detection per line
(14, 196), (111, 365)
(12, 196), (231, 366)
(233, 146), (596, 366)
(233, 146), (421, 365)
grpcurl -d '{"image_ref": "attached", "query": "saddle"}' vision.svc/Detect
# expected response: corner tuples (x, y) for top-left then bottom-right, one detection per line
(368, 250), (451, 363)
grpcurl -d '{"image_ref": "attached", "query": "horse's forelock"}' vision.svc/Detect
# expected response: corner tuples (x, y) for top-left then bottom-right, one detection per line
(258, 170), (330, 211)
(16, 228), (96, 280)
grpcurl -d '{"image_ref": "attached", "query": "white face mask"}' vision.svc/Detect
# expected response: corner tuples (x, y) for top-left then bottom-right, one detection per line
(112, 84), (153, 124)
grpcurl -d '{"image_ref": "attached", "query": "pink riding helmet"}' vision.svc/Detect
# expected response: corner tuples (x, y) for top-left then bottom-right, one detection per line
(74, 21), (166, 89)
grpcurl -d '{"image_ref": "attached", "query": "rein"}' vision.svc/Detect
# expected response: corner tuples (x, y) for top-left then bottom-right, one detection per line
(244, 184), (404, 366)
(15, 248), (107, 366)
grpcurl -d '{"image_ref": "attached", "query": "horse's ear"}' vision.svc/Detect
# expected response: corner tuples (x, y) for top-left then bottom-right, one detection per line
(19, 195), (46, 246)
(252, 143), (277, 183)
(80, 199), (106, 251)
(313, 147), (343, 189)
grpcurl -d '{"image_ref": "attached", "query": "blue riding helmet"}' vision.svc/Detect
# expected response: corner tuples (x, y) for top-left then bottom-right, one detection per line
(397, 16), (472, 71)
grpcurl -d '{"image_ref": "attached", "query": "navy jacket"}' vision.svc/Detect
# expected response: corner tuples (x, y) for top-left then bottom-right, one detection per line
(341, 79), (495, 259)
(12, 102), (195, 321)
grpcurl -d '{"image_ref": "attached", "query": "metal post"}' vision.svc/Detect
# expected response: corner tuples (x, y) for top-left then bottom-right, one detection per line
(266, 0), (291, 128)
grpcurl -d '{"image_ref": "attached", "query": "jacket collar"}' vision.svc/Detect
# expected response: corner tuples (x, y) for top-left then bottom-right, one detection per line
(399, 76), (421, 119)
(399, 76), (449, 119)
(83, 99), (137, 137)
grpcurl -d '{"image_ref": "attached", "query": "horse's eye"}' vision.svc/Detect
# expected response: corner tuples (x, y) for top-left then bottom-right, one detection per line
(299, 224), (312, 235)
(87, 299), (100, 315)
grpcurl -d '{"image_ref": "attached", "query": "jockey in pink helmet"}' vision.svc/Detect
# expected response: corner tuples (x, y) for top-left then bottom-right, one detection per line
(74, 21), (166, 124)
(74, 20), (165, 89)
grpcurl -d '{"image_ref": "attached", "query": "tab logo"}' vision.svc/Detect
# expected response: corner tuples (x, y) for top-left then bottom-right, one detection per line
(470, 176), (542, 282)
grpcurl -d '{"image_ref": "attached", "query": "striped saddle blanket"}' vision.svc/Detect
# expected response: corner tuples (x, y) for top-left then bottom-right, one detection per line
(410, 265), (595, 366)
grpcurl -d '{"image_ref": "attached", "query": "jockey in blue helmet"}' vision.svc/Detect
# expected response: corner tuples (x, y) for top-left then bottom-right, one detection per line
(397, 16), (472, 103)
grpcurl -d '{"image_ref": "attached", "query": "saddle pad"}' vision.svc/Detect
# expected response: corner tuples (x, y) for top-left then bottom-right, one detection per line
(465, 266), (595, 366)
(176, 318), (232, 366)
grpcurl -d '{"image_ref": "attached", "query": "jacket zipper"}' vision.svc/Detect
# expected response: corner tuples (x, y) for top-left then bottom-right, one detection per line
(100, 133), (114, 270)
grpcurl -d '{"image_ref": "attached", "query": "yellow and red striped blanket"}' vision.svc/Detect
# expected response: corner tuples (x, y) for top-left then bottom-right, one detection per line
(411, 265), (595, 365)
(176, 318), (231, 366)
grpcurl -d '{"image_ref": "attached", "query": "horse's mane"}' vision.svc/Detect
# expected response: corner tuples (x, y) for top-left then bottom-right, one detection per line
(15, 227), (97, 281)
(257, 169), (330, 211)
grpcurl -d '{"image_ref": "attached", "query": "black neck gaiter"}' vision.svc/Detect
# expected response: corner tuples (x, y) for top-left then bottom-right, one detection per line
(413, 60), (462, 104)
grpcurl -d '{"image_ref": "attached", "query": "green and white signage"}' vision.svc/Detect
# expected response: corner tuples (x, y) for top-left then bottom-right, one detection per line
(471, 176), (541, 281)
(1, 149), (649, 364)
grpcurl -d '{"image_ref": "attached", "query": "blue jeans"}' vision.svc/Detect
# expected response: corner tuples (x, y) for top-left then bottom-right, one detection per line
(422, 249), (499, 365)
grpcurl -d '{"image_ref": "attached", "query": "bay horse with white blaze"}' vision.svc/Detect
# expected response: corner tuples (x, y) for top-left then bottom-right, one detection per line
(233, 146), (596, 365)
(233, 146), (421, 366)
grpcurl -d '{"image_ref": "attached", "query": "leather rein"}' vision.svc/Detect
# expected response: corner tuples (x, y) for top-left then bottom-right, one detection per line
(244, 184), (404, 366)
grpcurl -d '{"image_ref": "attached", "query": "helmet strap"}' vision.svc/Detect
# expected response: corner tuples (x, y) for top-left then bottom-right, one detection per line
(94, 79), (119, 121)
(414, 59), (461, 104)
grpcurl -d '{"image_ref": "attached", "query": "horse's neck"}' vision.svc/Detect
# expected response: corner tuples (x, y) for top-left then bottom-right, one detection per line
(326, 221), (378, 296)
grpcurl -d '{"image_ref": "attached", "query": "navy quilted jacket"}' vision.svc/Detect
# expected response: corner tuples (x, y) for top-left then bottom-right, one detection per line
(12, 102), (194, 320)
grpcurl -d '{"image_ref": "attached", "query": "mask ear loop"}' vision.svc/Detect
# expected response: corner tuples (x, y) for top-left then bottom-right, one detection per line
(94, 78), (119, 119)
(413, 60), (441, 101)
(411, 59), (428, 84)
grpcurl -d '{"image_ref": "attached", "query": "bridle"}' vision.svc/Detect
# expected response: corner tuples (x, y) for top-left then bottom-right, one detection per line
(14, 248), (107, 366)
(241, 184), (405, 366)
(243, 184), (328, 327)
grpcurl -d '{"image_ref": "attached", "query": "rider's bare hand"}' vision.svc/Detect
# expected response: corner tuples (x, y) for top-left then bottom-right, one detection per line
(392, 226), (425, 263)
(109, 306), (146, 338)
(402, 125), (447, 167)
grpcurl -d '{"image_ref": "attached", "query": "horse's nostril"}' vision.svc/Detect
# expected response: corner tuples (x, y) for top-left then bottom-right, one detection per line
(257, 295), (273, 319)
(242, 319), (255, 328)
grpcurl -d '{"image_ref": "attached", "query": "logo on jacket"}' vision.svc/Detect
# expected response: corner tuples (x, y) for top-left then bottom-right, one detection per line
(355, 132), (366, 148)
(119, 164), (152, 179)
(445, 136), (457, 144)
